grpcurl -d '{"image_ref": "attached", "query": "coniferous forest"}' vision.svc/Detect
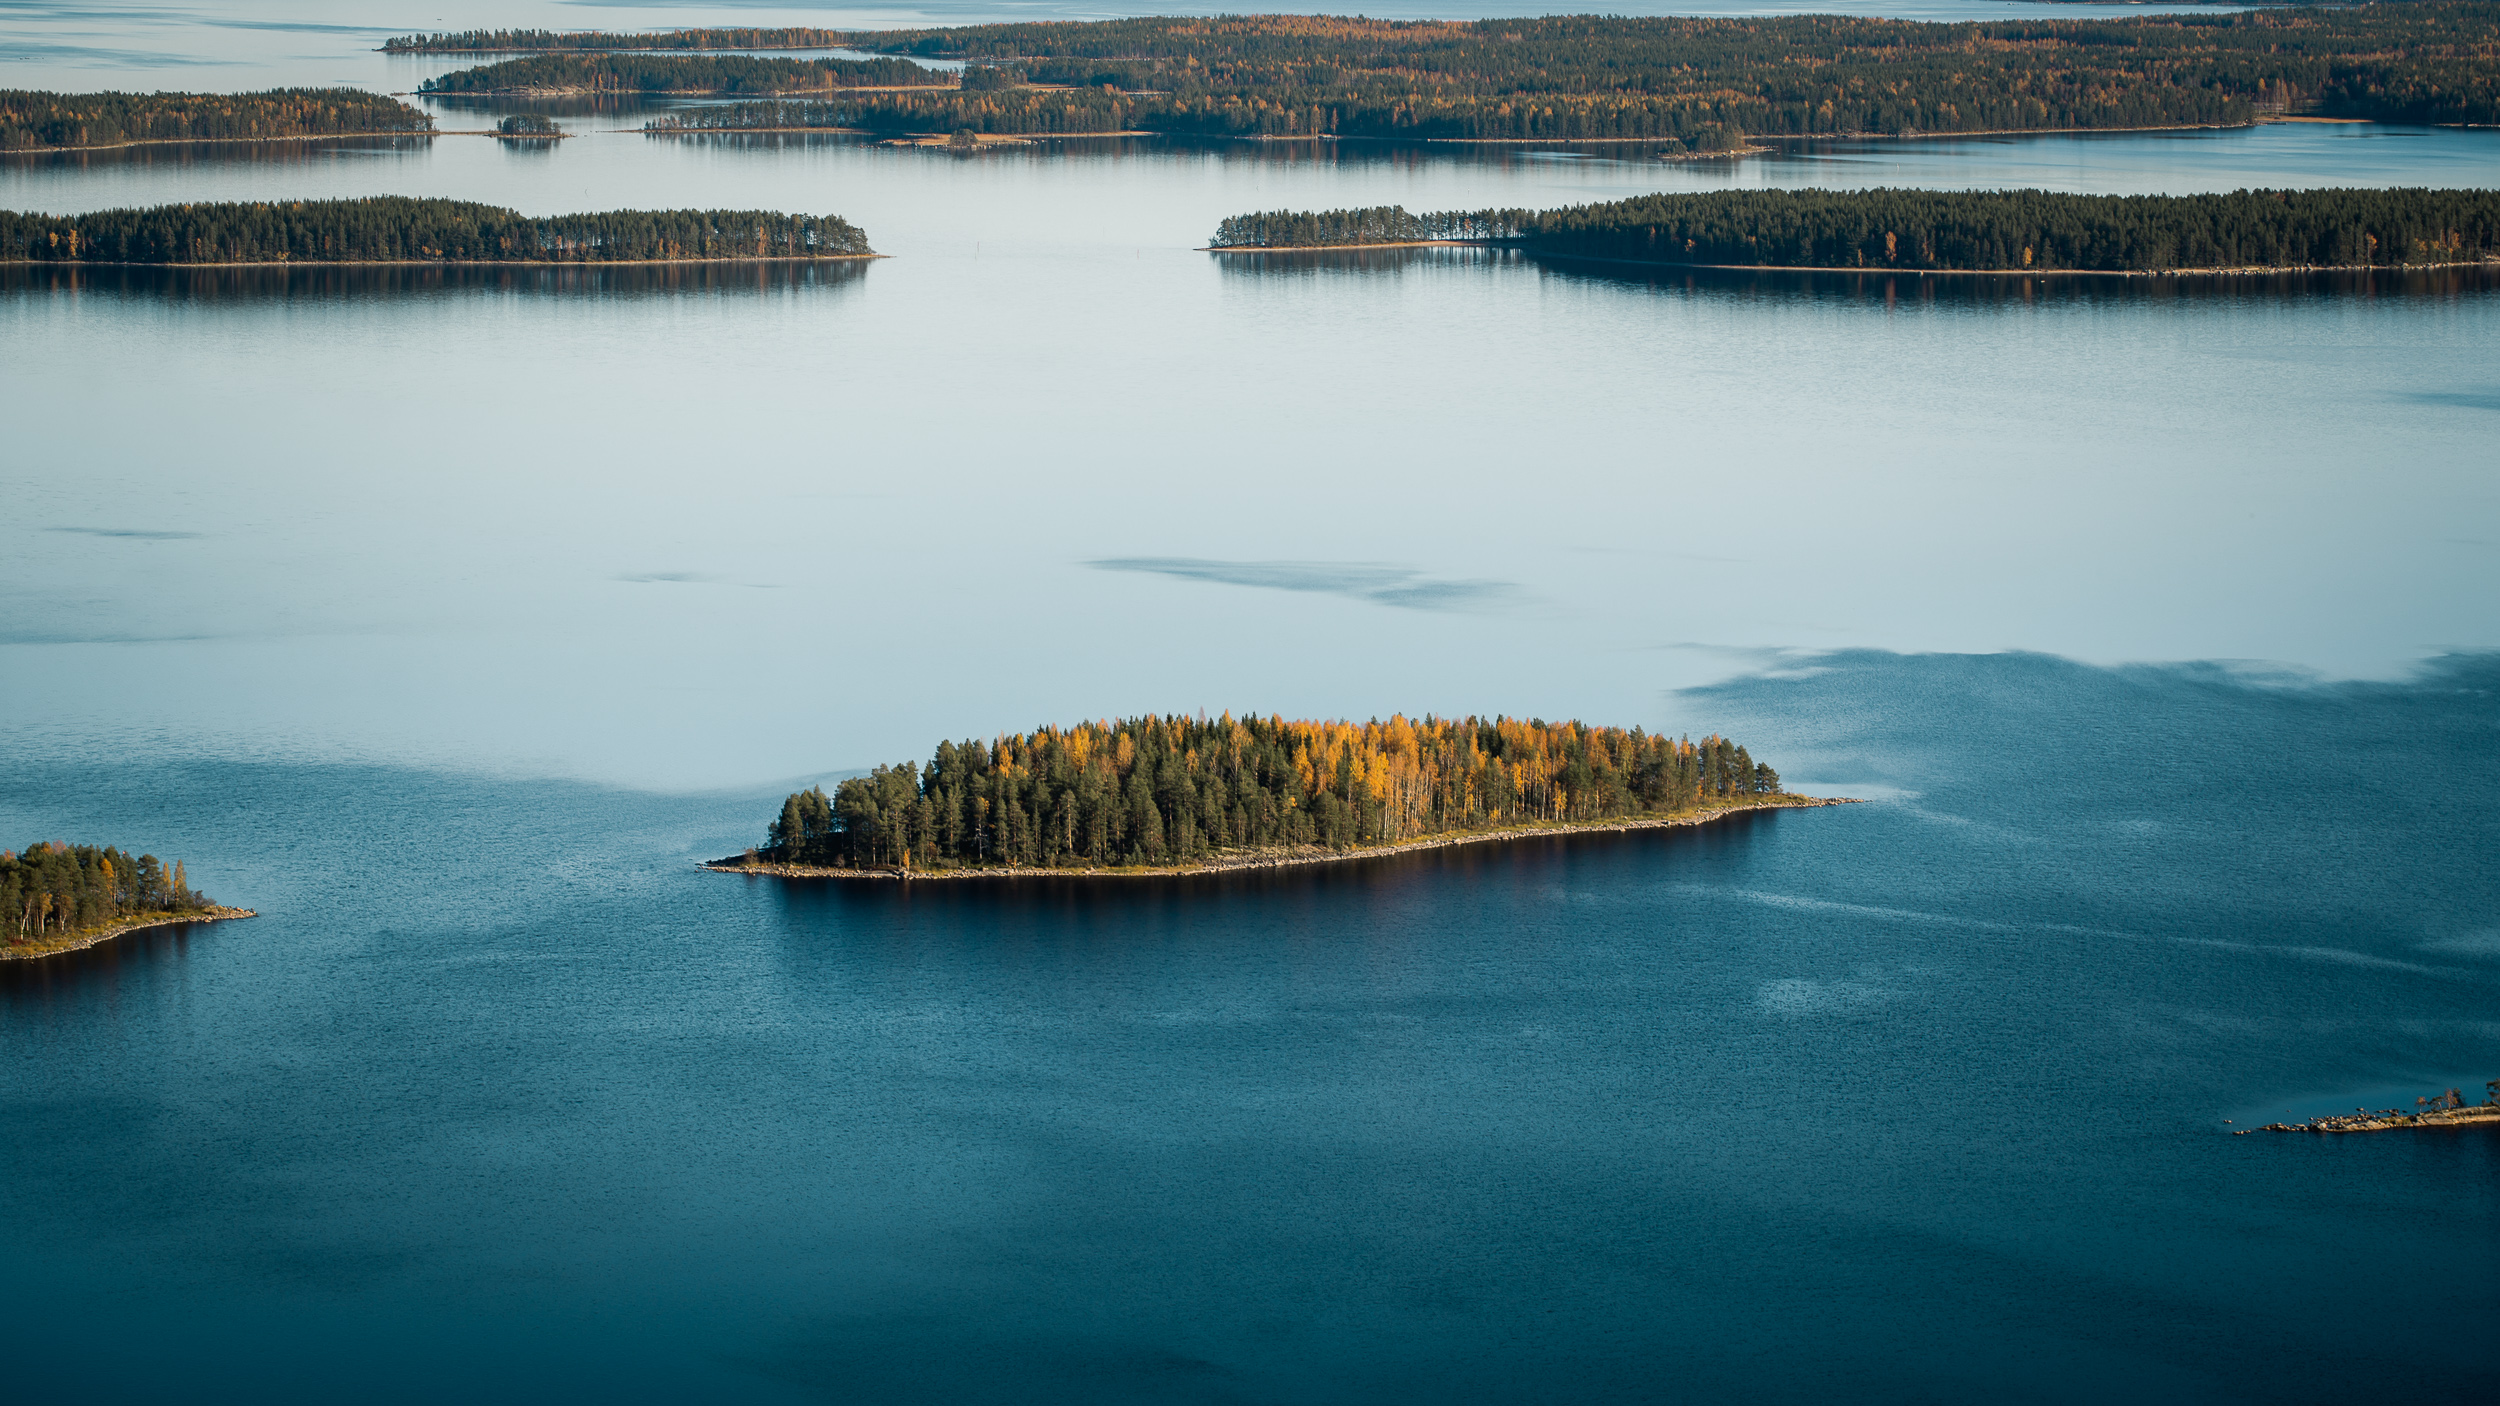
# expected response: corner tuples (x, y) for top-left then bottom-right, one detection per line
(601, 4), (2500, 140)
(418, 54), (949, 96)
(755, 714), (1789, 871)
(0, 198), (874, 263)
(4, 842), (209, 946)
(0, 88), (432, 151)
(1210, 188), (2500, 271)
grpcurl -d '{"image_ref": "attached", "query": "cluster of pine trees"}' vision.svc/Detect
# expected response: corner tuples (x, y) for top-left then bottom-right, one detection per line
(3, 842), (206, 945)
(0, 198), (874, 263)
(419, 54), (947, 95)
(760, 714), (1784, 871)
(385, 28), (854, 52)
(610, 4), (2500, 140)
(0, 88), (432, 151)
(1212, 188), (2500, 271)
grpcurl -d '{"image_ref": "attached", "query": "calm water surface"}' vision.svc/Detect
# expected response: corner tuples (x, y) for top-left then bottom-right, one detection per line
(4, 4), (2497, 1400)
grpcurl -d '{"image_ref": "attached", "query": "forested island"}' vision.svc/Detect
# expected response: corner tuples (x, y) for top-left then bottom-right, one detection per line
(1, 88), (432, 152)
(1208, 188), (2500, 272)
(0, 198), (873, 264)
(385, 28), (855, 52)
(3, 841), (250, 960)
(561, 6), (2500, 142)
(716, 713), (1842, 879)
(419, 54), (949, 96)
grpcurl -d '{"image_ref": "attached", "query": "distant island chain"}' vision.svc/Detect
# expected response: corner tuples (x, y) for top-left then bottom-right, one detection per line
(712, 713), (1854, 880)
(3, 841), (252, 961)
(11, 6), (2498, 152)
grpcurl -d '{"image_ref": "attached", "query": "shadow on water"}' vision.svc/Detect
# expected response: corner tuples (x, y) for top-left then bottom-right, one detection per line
(0, 257), (874, 301)
(0, 918), (220, 998)
(1216, 241), (2500, 302)
(0, 135), (438, 172)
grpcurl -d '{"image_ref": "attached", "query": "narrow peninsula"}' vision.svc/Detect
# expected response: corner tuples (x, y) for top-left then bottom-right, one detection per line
(418, 54), (950, 97)
(4, 841), (251, 961)
(710, 713), (1852, 881)
(1, 88), (433, 152)
(1206, 189), (2500, 273)
(0, 198), (875, 265)
(2246, 1082), (2500, 1135)
(472, 6), (2500, 142)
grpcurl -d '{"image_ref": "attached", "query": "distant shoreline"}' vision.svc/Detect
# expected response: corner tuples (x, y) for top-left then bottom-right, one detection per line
(2, 905), (256, 962)
(704, 794), (1859, 882)
(0, 254), (883, 268)
(3, 132), (437, 155)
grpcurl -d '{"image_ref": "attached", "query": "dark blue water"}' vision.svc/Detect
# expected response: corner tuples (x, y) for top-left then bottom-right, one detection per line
(7, 651), (2494, 1402)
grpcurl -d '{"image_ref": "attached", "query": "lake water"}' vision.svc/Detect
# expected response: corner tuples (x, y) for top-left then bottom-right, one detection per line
(5, 3), (2498, 1401)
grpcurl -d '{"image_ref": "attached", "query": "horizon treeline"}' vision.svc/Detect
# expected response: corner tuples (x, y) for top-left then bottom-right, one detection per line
(1210, 189), (2500, 271)
(4, 842), (208, 945)
(420, 54), (948, 96)
(760, 714), (1785, 871)
(0, 197), (873, 263)
(385, 28), (855, 52)
(591, 5), (2491, 141)
(1, 88), (432, 151)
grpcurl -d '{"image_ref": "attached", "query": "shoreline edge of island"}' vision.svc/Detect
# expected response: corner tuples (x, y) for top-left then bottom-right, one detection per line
(703, 794), (1862, 882)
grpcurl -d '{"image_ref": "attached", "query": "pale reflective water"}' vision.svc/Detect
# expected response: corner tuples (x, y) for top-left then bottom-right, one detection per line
(5, 5), (2498, 1400)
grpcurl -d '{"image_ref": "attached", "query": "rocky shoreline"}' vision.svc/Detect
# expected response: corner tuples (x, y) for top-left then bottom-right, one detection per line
(704, 794), (1859, 882)
(1, 905), (257, 962)
(2241, 1086), (2500, 1135)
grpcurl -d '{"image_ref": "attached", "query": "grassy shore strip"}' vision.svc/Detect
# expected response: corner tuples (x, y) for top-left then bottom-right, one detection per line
(706, 794), (1858, 882)
(1, 906), (255, 962)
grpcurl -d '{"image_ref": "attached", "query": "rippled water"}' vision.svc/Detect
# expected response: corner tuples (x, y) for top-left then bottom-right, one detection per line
(6, 4), (2498, 1400)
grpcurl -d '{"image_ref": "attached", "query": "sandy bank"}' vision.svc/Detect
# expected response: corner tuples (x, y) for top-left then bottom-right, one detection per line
(705, 795), (1859, 882)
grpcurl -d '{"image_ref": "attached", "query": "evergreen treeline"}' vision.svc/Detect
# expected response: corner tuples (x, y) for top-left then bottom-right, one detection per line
(0, 198), (874, 263)
(4, 842), (208, 945)
(1211, 189), (2500, 271)
(760, 714), (1786, 870)
(385, 28), (854, 53)
(0, 88), (432, 151)
(420, 54), (948, 95)
(626, 4), (2500, 140)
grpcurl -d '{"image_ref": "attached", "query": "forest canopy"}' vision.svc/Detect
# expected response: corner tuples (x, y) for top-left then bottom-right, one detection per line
(420, 54), (948, 95)
(758, 714), (1787, 871)
(1208, 188), (2500, 271)
(0, 198), (874, 264)
(619, 5), (2495, 139)
(4, 841), (209, 945)
(0, 88), (432, 151)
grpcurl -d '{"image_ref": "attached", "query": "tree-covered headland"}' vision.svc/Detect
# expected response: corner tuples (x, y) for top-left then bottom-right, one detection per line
(1209, 188), (2500, 272)
(616, 5), (2500, 141)
(4, 842), (210, 946)
(419, 54), (948, 96)
(755, 714), (1792, 872)
(0, 198), (874, 263)
(0, 88), (432, 151)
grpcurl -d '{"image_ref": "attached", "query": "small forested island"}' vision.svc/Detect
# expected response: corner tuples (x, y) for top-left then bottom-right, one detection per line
(419, 54), (949, 97)
(0, 88), (432, 152)
(494, 114), (565, 140)
(0, 198), (874, 264)
(2248, 1082), (2500, 1135)
(550, 6), (2496, 141)
(3, 841), (251, 961)
(1207, 189), (2500, 273)
(713, 713), (1848, 880)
